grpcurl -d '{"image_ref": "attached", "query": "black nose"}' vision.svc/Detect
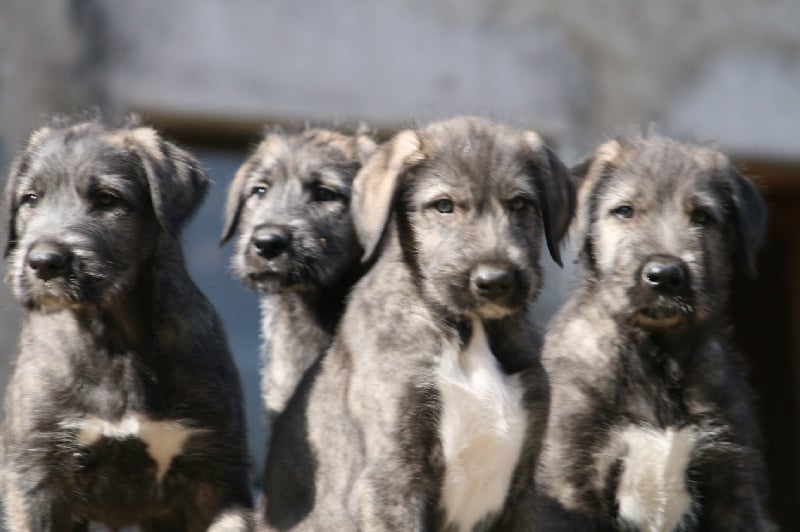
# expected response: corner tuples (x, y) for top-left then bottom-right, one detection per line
(252, 229), (290, 259)
(471, 264), (516, 301)
(27, 245), (70, 280)
(642, 255), (688, 292)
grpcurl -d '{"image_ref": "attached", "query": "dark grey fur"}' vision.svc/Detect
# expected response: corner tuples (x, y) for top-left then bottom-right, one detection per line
(261, 116), (574, 531)
(0, 119), (253, 530)
(535, 134), (774, 531)
(220, 127), (376, 425)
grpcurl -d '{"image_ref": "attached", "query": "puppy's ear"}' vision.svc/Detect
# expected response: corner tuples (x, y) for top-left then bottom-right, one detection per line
(524, 132), (575, 267)
(125, 127), (209, 236)
(352, 129), (424, 262)
(354, 134), (378, 166)
(220, 157), (256, 245)
(569, 140), (622, 242)
(728, 166), (767, 278)
(2, 127), (54, 257)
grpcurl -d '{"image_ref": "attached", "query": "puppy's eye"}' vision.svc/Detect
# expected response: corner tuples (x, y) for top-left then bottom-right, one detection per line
(94, 192), (119, 208)
(312, 185), (339, 202)
(690, 209), (711, 227)
(434, 198), (454, 214)
(509, 196), (530, 212)
(20, 193), (39, 207)
(612, 205), (634, 219)
(251, 185), (269, 198)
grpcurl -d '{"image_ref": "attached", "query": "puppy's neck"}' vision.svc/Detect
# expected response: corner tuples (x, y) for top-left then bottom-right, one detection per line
(452, 312), (540, 375)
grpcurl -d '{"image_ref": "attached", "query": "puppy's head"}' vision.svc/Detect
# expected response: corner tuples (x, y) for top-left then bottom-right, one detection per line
(220, 128), (376, 293)
(571, 134), (766, 330)
(353, 116), (574, 320)
(2, 118), (208, 310)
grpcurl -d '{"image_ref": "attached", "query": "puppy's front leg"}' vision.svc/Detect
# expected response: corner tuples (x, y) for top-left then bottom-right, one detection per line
(352, 466), (433, 531)
(690, 436), (774, 532)
(2, 470), (79, 532)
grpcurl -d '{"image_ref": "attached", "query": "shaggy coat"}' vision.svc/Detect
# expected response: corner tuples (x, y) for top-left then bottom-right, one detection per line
(1, 119), (253, 530)
(221, 128), (376, 425)
(535, 135), (774, 531)
(261, 116), (574, 531)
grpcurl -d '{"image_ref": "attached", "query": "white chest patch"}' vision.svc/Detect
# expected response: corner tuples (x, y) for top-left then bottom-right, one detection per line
(437, 319), (528, 532)
(61, 414), (199, 482)
(617, 425), (697, 532)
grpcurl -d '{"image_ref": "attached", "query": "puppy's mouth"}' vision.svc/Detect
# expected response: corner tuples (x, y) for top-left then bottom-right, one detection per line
(245, 266), (307, 292)
(16, 275), (92, 310)
(631, 296), (694, 329)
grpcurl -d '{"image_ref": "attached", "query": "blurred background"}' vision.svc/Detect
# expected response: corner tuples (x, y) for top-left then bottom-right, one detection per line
(0, 0), (798, 528)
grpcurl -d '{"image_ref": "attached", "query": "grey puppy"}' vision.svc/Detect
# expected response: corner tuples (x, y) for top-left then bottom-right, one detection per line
(220, 127), (376, 424)
(536, 134), (774, 531)
(1, 119), (253, 530)
(262, 116), (574, 531)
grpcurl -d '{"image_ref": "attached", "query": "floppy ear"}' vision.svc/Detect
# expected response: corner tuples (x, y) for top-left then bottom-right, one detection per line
(219, 156), (257, 245)
(728, 166), (767, 278)
(524, 132), (575, 267)
(125, 127), (209, 236)
(569, 140), (622, 242)
(3, 127), (54, 257)
(351, 129), (424, 262)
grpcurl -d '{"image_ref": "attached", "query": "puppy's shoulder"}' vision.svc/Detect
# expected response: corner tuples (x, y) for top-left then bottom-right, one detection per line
(543, 295), (619, 370)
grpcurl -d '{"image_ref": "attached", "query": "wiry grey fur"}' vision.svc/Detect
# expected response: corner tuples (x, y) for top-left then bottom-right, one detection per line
(220, 127), (376, 426)
(0, 119), (253, 530)
(535, 134), (774, 531)
(261, 116), (574, 531)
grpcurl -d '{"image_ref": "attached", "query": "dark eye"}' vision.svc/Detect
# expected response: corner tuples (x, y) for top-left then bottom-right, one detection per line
(21, 193), (39, 207)
(509, 196), (530, 212)
(312, 185), (339, 202)
(251, 185), (268, 197)
(434, 198), (454, 214)
(612, 205), (634, 219)
(690, 209), (711, 227)
(95, 192), (118, 208)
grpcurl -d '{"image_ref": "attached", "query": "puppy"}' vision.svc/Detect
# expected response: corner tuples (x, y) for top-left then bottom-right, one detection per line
(220, 127), (376, 425)
(262, 116), (574, 531)
(1, 119), (253, 530)
(536, 134), (774, 531)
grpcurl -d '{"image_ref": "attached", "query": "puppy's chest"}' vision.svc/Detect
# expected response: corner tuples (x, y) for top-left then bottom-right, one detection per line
(58, 413), (199, 485)
(612, 425), (698, 532)
(436, 319), (528, 532)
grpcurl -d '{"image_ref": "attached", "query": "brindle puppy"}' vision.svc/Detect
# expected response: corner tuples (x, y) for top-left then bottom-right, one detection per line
(220, 127), (376, 425)
(1, 118), (253, 530)
(262, 116), (574, 531)
(536, 134), (774, 531)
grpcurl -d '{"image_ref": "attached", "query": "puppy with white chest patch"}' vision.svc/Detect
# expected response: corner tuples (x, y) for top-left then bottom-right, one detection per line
(220, 127), (376, 427)
(262, 116), (574, 531)
(535, 134), (774, 531)
(0, 118), (253, 530)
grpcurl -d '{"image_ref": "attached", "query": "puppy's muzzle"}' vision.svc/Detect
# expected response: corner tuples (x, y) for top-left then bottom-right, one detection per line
(26, 242), (72, 280)
(470, 263), (517, 303)
(640, 254), (689, 295)
(252, 226), (291, 260)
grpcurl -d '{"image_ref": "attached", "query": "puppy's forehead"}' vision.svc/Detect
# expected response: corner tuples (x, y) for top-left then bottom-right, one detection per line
(415, 125), (533, 196)
(246, 132), (356, 183)
(21, 129), (142, 187)
(603, 141), (725, 203)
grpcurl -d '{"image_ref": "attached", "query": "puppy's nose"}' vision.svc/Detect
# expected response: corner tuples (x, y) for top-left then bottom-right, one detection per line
(252, 229), (290, 259)
(471, 264), (516, 301)
(642, 255), (688, 292)
(27, 245), (71, 280)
